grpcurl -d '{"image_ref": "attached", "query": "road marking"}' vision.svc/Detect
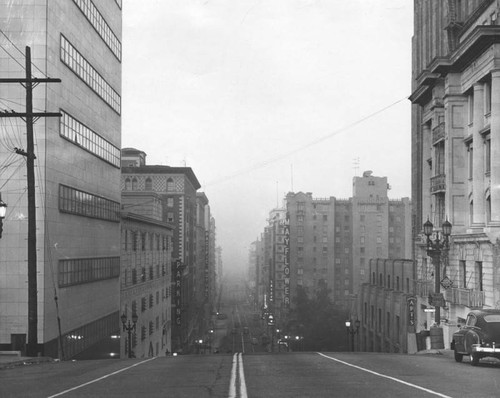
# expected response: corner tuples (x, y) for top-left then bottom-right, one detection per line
(317, 353), (453, 398)
(228, 353), (248, 398)
(228, 353), (237, 398)
(47, 357), (157, 397)
(238, 353), (248, 398)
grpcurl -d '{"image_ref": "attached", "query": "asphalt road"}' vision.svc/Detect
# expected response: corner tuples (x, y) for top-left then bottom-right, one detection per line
(2, 350), (500, 398)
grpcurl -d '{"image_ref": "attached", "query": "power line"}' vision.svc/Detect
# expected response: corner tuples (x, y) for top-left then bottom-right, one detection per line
(0, 28), (48, 78)
(0, 43), (25, 71)
(203, 97), (408, 187)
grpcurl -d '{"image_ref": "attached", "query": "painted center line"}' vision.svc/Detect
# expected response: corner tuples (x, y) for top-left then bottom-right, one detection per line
(317, 353), (452, 398)
(228, 353), (248, 398)
(47, 357), (157, 398)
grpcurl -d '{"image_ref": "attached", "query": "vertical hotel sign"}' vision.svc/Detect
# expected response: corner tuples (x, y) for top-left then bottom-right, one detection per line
(205, 231), (209, 299)
(283, 212), (290, 308)
(174, 259), (182, 326)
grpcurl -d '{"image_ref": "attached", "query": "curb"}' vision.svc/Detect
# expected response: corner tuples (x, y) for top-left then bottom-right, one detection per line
(0, 357), (54, 370)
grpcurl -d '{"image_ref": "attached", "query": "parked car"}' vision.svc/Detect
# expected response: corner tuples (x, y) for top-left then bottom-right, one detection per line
(451, 309), (500, 366)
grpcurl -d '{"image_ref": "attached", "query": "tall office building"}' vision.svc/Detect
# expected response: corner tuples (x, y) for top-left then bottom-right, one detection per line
(0, 1), (122, 358)
(410, 0), (500, 345)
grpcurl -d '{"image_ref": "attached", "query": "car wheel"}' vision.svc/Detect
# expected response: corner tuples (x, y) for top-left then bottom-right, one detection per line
(454, 349), (463, 363)
(470, 353), (479, 366)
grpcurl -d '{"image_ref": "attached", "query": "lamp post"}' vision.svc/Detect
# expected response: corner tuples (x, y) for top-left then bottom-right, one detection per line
(0, 194), (7, 238)
(345, 319), (360, 352)
(121, 312), (138, 358)
(423, 218), (452, 349)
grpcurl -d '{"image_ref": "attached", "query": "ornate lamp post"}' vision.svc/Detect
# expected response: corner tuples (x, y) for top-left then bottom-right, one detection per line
(121, 312), (138, 358)
(423, 218), (452, 349)
(0, 195), (7, 238)
(345, 319), (360, 352)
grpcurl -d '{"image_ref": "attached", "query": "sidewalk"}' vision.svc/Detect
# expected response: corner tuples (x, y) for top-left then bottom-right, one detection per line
(0, 352), (54, 370)
(414, 349), (453, 357)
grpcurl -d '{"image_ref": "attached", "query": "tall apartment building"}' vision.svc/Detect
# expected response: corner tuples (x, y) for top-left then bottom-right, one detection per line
(410, 0), (500, 346)
(121, 148), (207, 353)
(0, 1), (122, 358)
(120, 191), (173, 358)
(280, 173), (411, 311)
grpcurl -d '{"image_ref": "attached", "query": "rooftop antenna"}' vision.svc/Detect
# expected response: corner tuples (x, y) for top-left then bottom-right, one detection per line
(353, 157), (360, 176)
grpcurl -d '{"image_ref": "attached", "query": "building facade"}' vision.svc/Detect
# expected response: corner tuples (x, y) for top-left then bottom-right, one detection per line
(410, 0), (500, 348)
(121, 148), (214, 353)
(0, 0), (122, 358)
(357, 259), (416, 354)
(120, 191), (173, 358)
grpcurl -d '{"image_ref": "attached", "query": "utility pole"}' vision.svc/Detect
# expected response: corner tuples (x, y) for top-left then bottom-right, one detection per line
(0, 46), (61, 356)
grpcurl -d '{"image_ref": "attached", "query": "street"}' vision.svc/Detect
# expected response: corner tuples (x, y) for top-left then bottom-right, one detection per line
(2, 350), (500, 397)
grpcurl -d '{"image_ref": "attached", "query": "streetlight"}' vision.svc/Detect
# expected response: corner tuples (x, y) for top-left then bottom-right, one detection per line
(121, 312), (138, 358)
(0, 194), (7, 239)
(423, 218), (451, 349)
(345, 319), (360, 352)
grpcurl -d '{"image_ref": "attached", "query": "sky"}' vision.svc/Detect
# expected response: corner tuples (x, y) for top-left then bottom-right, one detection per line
(122, 0), (414, 271)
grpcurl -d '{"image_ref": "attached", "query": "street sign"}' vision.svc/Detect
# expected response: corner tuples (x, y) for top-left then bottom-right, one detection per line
(440, 276), (453, 289)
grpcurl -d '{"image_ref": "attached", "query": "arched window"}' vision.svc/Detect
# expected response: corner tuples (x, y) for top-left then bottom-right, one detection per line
(132, 177), (138, 190)
(145, 177), (152, 191)
(167, 178), (174, 191)
(125, 178), (131, 190)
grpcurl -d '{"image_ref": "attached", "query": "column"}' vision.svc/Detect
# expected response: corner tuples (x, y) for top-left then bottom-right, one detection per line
(490, 70), (500, 222)
(472, 83), (485, 225)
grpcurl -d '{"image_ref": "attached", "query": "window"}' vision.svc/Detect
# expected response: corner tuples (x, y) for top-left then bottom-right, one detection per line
(468, 92), (474, 124)
(167, 178), (174, 191)
(60, 35), (121, 113)
(59, 184), (120, 222)
(434, 141), (445, 175)
(323, 215), (328, 221)
(485, 81), (491, 114)
(141, 297), (147, 312)
(360, 214), (365, 222)
(72, 0), (122, 60)
(475, 261), (483, 291)
(132, 268), (137, 284)
(167, 212), (174, 223)
(485, 137), (491, 174)
(131, 178), (138, 190)
(167, 197), (174, 207)
(60, 111), (121, 167)
(467, 142), (473, 180)
(145, 178), (152, 190)
(149, 294), (154, 308)
(58, 257), (119, 287)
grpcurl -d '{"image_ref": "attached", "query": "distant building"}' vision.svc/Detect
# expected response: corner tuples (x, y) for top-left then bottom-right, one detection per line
(410, 0), (500, 347)
(283, 172), (411, 309)
(0, 0), (122, 358)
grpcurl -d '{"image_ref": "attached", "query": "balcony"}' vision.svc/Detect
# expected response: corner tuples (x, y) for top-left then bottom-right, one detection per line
(444, 288), (485, 308)
(432, 123), (445, 144)
(430, 174), (446, 193)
